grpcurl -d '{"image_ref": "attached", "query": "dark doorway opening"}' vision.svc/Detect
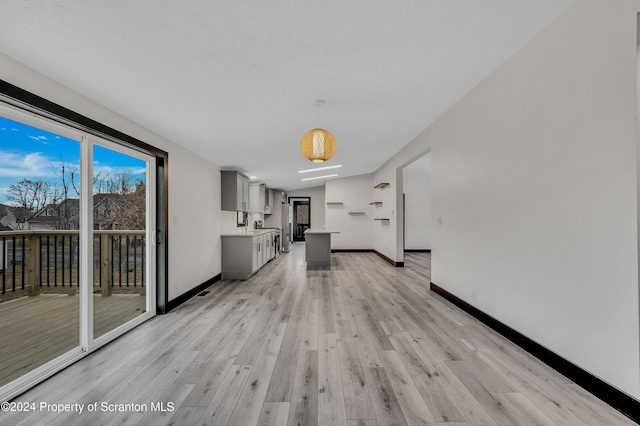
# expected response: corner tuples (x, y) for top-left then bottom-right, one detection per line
(291, 198), (310, 241)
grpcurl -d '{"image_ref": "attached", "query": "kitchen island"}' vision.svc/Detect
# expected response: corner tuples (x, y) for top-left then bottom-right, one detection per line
(304, 229), (340, 268)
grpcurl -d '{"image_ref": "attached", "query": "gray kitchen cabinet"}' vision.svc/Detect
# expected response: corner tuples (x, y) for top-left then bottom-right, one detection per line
(221, 170), (250, 211)
(222, 230), (276, 279)
(249, 183), (266, 214)
(265, 189), (273, 215)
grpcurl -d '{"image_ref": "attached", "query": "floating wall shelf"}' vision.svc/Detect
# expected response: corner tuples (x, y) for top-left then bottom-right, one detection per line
(326, 202), (344, 205)
(348, 212), (366, 215)
(369, 202), (383, 206)
(374, 182), (389, 189)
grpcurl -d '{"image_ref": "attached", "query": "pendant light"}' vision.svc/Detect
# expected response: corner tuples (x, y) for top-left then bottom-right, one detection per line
(300, 100), (336, 163)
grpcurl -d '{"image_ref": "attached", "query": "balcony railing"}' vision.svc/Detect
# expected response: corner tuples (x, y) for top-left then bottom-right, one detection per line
(0, 230), (146, 302)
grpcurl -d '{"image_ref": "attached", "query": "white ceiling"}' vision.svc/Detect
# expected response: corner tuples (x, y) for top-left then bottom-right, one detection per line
(0, 0), (573, 191)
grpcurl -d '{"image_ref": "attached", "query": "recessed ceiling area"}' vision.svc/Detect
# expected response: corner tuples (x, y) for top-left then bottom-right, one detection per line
(0, 0), (573, 191)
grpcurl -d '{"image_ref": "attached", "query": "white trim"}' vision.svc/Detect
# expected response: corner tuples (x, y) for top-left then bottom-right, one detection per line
(0, 347), (85, 402)
(0, 102), (83, 142)
(80, 136), (93, 349)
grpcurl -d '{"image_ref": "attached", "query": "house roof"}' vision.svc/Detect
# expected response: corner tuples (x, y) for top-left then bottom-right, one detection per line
(28, 194), (122, 221)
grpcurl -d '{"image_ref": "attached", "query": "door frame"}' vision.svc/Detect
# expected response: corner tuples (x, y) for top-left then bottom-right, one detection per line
(0, 81), (170, 401)
(289, 197), (311, 241)
(0, 80), (169, 314)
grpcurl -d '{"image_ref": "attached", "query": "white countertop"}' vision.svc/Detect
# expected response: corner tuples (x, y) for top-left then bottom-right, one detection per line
(221, 228), (280, 237)
(304, 229), (341, 234)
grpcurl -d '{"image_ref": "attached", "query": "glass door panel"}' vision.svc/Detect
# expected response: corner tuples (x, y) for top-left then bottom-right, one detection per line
(0, 113), (82, 387)
(92, 143), (153, 339)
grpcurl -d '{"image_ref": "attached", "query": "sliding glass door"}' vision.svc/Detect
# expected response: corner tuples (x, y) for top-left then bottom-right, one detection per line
(0, 108), (83, 391)
(0, 104), (156, 400)
(91, 141), (155, 341)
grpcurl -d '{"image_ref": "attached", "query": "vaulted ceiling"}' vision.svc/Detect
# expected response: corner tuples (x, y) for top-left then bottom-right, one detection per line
(0, 0), (573, 190)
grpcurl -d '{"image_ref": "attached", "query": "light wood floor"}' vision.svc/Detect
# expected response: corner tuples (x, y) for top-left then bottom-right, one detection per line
(2, 244), (635, 425)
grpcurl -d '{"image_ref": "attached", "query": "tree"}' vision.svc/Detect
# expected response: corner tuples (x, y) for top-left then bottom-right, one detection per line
(94, 170), (134, 195)
(103, 181), (146, 230)
(53, 160), (80, 229)
(5, 178), (60, 213)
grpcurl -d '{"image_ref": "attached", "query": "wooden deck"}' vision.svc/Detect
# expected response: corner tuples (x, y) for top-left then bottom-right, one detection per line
(0, 292), (146, 387)
(2, 244), (635, 425)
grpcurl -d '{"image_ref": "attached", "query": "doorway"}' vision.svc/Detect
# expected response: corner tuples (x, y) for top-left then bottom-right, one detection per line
(400, 151), (432, 262)
(291, 198), (310, 241)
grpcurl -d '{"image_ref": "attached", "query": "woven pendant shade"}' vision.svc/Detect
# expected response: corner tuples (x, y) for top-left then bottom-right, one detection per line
(300, 128), (336, 163)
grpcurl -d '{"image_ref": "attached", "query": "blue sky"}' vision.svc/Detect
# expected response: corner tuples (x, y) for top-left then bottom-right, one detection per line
(0, 116), (145, 205)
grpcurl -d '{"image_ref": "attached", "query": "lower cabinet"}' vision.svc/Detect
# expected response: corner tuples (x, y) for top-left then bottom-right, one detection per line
(253, 235), (264, 273)
(222, 231), (277, 280)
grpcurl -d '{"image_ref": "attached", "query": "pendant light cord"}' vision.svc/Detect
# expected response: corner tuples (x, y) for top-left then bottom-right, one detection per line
(315, 99), (325, 128)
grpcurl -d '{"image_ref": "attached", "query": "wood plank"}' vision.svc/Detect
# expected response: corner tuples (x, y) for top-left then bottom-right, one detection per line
(102, 350), (201, 425)
(318, 334), (347, 426)
(257, 402), (291, 426)
(301, 297), (319, 351)
(335, 322), (377, 420)
(362, 367), (408, 426)
(348, 421), (379, 426)
(349, 314), (383, 368)
(287, 350), (319, 426)
(198, 364), (252, 425)
(165, 406), (206, 426)
(444, 360), (527, 426)
(265, 275), (309, 402)
(318, 278), (335, 333)
(389, 333), (464, 423)
(134, 384), (195, 426)
(496, 392), (557, 426)
(226, 322), (287, 425)
(378, 350), (437, 426)
(181, 356), (235, 407)
(234, 302), (280, 365)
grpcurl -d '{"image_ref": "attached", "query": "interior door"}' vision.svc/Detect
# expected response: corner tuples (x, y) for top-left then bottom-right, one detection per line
(293, 200), (310, 241)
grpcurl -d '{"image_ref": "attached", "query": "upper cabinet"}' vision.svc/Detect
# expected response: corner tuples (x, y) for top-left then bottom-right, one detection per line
(221, 171), (250, 211)
(249, 184), (274, 215)
(250, 183), (266, 214)
(265, 189), (273, 215)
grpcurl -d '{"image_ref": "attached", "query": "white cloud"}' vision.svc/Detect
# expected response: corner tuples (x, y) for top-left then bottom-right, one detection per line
(0, 150), (78, 178)
(93, 163), (147, 180)
(0, 187), (10, 204)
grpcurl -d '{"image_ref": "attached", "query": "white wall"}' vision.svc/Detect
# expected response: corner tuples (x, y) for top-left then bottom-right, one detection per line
(374, 0), (640, 399)
(325, 174), (373, 249)
(288, 186), (325, 229)
(373, 141), (429, 262)
(403, 154), (431, 250)
(0, 52), (223, 302)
